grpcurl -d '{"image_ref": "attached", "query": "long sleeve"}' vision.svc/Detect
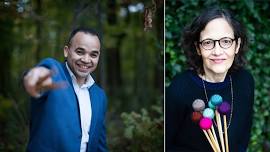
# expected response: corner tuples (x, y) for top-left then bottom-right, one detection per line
(238, 71), (255, 151)
(97, 119), (108, 152)
(166, 75), (194, 151)
(29, 58), (61, 100)
(97, 93), (108, 152)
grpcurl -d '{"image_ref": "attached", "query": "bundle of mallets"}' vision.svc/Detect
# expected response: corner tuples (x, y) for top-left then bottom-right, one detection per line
(191, 94), (231, 152)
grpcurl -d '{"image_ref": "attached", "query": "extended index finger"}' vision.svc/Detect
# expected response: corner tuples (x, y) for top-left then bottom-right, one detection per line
(36, 71), (53, 85)
(42, 81), (68, 90)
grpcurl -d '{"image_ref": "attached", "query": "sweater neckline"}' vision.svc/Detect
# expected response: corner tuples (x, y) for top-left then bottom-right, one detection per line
(189, 70), (230, 90)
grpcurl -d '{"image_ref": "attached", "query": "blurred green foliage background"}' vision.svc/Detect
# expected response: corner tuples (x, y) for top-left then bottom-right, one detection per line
(166, 0), (270, 151)
(0, 0), (163, 151)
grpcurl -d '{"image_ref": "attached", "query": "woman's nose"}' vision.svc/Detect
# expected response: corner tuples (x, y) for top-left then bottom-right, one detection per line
(212, 41), (223, 55)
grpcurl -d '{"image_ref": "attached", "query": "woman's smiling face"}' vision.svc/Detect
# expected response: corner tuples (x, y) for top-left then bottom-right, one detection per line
(196, 17), (241, 77)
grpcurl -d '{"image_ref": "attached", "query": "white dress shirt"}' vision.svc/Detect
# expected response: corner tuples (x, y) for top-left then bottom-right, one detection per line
(66, 63), (94, 152)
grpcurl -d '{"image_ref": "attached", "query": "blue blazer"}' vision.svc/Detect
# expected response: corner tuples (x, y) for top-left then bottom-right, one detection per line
(27, 58), (108, 152)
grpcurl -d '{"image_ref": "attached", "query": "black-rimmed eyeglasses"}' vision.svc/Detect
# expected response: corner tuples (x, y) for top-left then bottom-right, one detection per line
(198, 37), (236, 50)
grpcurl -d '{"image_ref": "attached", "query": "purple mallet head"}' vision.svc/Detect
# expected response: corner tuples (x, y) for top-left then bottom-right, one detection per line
(218, 101), (231, 115)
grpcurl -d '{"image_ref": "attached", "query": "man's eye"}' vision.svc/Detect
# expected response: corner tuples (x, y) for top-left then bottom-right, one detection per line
(76, 50), (83, 55)
(91, 53), (98, 58)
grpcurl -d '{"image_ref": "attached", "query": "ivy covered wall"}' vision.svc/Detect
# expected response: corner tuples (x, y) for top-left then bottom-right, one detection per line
(165, 1), (270, 151)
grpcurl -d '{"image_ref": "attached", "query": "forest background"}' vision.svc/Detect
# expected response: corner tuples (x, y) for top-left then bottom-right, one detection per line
(0, 0), (164, 151)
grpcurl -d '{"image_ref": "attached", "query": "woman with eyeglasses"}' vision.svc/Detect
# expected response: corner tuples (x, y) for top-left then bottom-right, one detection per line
(166, 6), (254, 152)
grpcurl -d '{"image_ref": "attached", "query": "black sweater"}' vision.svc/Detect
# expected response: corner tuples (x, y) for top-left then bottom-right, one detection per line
(165, 69), (254, 152)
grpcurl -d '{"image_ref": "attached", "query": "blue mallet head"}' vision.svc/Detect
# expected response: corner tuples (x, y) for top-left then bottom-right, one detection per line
(210, 94), (222, 106)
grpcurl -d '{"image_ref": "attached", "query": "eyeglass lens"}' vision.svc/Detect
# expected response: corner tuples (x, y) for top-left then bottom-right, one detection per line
(200, 37), (234, 50)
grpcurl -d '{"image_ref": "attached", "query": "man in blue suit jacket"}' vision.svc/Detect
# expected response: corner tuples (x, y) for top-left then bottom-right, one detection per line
(23, 27), (108, 152)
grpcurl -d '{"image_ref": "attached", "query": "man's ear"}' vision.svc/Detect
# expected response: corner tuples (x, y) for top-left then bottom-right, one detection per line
(64, 46), (69, 58)
(235, 38), (241, 54)
(195, 42), (201, 55)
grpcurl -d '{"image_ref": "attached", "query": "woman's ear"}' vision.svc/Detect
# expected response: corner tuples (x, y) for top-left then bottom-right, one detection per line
(195, 42), (201, 55)
(235, 38), (241, 54)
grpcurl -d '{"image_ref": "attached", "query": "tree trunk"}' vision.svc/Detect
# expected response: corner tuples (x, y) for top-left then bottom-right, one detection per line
(96, 0), (107, 89)
(0, 18), (13, 97)
(154, 0), (164, 95)
(35, 0), (42, 61)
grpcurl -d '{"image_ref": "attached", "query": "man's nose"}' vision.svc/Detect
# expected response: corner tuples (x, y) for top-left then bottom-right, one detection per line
(81, 55), (91, 63)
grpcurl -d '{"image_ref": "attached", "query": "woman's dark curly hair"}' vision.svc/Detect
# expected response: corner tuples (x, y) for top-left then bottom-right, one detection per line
(182, 6), (248, 74)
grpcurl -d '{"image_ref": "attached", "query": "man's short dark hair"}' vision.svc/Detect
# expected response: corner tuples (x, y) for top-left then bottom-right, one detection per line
(67, 27), (101, 46)
(182, 6), (248, 74)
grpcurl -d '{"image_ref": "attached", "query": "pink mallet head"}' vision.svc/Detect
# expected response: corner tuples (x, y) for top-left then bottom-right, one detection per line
(199, 117), (213, 130)
(218, 101), (231, 115)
